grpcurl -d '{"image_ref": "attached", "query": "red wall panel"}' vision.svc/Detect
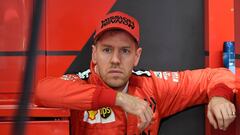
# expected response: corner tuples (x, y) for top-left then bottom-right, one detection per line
(46, 0), (116, 51)
(205, 0), (235, 68)
(204, 0), (237, 135)
(0, 0), (32, 51)
(0, 0), (32, 96)
(235, 0), (240, 55)
(45, 0), (116, 76)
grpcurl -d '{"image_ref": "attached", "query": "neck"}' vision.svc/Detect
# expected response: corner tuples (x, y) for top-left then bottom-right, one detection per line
(115, 82), (129, 93)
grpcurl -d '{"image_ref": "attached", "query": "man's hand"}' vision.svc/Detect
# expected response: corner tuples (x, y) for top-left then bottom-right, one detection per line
(115, 92), (153, 132)
(207, 97), (236, 131)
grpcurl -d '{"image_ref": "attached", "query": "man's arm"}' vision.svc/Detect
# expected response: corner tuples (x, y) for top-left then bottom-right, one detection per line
(35, 74), (117, 110)
(35, 74), (153, 131)
(152, 68), (236, 130)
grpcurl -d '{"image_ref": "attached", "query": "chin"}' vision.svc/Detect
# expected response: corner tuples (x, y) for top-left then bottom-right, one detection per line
(107, 80), (126, 89)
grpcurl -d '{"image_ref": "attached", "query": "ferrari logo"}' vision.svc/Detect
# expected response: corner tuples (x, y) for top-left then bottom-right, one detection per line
(87, 110), (98, 120)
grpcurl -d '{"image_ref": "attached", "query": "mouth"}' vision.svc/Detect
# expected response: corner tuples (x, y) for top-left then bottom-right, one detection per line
(108, 69), (123, 75)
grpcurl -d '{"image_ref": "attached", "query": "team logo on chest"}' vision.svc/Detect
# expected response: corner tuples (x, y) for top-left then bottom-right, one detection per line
(83, 107), (115, 124)
(87, 110), (98, 120)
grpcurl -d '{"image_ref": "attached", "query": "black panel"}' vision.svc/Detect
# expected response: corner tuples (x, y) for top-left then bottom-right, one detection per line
(159, 106), (204, 135)
(111, 0), (204, 135)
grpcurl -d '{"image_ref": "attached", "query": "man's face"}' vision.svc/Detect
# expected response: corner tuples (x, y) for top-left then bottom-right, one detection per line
(92, 30), (142, 90)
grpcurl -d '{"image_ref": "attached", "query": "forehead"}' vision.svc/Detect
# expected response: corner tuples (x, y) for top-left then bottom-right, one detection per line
(95, 29), (138, 47)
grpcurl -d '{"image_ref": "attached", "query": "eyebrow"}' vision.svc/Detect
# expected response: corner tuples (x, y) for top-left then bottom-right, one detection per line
(101, 43), (132, 48)
(100, 44), (112, 48)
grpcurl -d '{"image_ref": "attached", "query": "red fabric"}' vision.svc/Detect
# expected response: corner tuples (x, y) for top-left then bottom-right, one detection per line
(92, 86), (117, 108)
(208, 83), (234, 101)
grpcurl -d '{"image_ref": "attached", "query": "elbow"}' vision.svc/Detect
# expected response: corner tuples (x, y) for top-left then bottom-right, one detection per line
(34, 84), (48, 106)
(33, 77), (64, 107)
(34, 78), (55, 106)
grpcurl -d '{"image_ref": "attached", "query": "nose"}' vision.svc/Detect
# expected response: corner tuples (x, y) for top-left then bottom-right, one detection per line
(110, 50), (120, 65)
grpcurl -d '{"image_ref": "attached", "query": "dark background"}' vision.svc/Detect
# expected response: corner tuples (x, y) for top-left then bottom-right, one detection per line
(67, 0), (205, 134)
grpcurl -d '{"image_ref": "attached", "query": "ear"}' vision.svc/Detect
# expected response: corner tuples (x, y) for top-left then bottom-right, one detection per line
(92, 45), (97, 64)
(134, 47), (142, 66)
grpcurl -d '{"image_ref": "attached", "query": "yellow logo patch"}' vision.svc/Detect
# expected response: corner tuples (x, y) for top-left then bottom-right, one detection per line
(87, 110), (98, 120)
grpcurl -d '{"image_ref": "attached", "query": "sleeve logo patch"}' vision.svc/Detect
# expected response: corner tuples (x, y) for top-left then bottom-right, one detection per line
(163, 72), (171, 80)
(153, 71), (162, 78)
(172, 72), (179, 82)
(153, 71), (179, 83)
(60, 74), (79, 81)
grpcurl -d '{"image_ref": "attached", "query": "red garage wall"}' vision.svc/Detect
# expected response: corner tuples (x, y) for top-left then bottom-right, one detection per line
(0, 0), (238, 135)
(0, 1), (115, 135)
(204, 0), (239, 135)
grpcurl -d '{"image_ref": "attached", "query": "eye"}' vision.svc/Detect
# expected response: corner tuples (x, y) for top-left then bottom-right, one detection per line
(121, 48), (130, 54)
(102, 48), (111, 53)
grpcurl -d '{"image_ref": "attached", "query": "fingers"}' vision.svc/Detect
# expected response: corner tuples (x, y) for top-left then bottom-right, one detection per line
(212, 108), (224, 130)
(207, 110), (218, 129)
(217, 105), (236, 130)
(226, 103), (233, 116)
(137, 101), (153, 131)
(225, 103), (236, 128)
(219, 106), (229, 130)
(137, 113), (147, 131)
(145, 104), (153, 122)
(144, 105), (153, 127)
(208, 97), (236, 131)
(226, 103), (236, 121)
(230, 103), (236, 116)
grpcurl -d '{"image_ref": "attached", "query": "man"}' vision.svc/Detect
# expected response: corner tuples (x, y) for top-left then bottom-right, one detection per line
(35, 11), (236, 135)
